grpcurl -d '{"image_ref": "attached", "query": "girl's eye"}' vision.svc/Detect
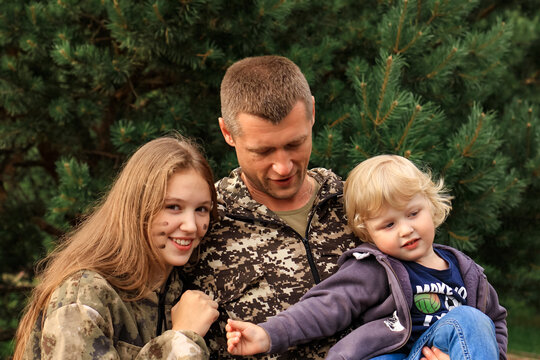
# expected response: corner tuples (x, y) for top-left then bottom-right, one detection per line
(196, 206), (210, 213)
(166, 204), (181, 211)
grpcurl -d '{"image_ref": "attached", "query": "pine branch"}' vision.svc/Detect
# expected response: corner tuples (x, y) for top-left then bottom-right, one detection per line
(113, 0), (128, 30)
(526, 112), (532, 158)
(524, 70), (539, 85)
(426, 0), (441, 25)
(360, 81), (374, 123)
(459, 171), (486, 185)
(395, 104), (422, 151)
(324, 133), (334, 158)
(476, 23), (506, 52)
(448, 230), (470, 243)
(329, 113), (350, 128)
(380, 100), (399, 127)
(354, 144), (370, 159)
(476, 3), (498, 20)
(153, 3), (166, 24)
(375, 55), (393, 125)
(441, 158), (455, 177)
(460, 112), (484, 157)
(425, 47), (457, 80)
(393, 0), (409, 54)
(360, 111), (369, 137)
(396, 31), (423, 55)
(196, 49), (214, 66)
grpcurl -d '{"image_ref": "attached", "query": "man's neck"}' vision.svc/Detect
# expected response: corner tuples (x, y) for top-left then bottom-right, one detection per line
(244, 174), (315, 212)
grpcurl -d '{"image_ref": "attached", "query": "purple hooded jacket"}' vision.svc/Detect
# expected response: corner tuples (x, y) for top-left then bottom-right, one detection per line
(260, 243), (507, 360)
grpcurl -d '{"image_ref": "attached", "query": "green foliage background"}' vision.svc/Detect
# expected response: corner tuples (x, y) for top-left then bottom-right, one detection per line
(1, 0), (539, 355)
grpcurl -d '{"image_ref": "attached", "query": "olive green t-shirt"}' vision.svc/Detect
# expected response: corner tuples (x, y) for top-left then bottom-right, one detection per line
(274, 181), (321, 236)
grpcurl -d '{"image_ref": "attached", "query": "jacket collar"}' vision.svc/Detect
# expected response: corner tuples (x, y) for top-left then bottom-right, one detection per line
(215, 167), (344, 222)
(339, 242), (478, 273)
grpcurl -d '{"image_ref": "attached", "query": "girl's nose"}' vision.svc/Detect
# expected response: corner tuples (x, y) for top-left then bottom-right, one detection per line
(179, 211), (197, 233)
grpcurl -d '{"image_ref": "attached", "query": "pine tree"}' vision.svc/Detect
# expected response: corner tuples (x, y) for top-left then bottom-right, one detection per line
(1, 0), (538, 354)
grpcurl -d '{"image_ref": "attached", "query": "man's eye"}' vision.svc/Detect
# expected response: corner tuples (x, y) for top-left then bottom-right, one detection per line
(286, 142), (302, 150)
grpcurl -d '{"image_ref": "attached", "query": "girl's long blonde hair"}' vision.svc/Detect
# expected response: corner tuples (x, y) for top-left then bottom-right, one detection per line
(14, 135), (217, 360)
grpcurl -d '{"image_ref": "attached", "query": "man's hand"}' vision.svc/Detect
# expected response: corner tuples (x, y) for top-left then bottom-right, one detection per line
(226, 319), (271, 355)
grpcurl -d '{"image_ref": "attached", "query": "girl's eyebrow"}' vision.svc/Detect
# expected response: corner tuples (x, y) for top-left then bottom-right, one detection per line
(164, 197), (212, 206)
(164, 197), (185, 202)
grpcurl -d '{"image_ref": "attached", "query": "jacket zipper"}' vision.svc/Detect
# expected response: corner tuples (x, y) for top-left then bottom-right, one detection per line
(226, 193), (339, 286)
(301, 193), (338, 285)
(379, 256), (412, 351)
(301, 237), (320, 284)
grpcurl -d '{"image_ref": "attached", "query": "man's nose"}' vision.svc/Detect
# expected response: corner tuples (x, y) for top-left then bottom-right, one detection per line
(272, 150), (293, 176)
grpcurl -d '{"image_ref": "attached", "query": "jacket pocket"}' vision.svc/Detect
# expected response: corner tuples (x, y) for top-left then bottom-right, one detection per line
(215, 264), (276, 323)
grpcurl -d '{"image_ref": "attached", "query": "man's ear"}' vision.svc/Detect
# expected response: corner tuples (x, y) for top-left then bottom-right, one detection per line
(218, 117), (235, 147)
(311, 96), (316, 126)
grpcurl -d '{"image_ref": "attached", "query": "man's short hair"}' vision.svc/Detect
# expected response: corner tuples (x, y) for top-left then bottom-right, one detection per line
(220, 55), (313, 136)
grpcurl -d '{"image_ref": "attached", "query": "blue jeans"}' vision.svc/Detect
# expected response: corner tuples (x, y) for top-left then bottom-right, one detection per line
(371, 306), (499, 360)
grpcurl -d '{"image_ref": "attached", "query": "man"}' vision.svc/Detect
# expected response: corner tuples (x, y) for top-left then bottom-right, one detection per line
(187, 55), (359, 359)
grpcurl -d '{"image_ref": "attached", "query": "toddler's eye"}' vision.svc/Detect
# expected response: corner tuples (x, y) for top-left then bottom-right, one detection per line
(384, 222), (394, 229)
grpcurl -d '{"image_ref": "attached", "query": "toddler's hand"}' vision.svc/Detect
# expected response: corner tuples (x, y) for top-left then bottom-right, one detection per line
(226, 319), (271, 355)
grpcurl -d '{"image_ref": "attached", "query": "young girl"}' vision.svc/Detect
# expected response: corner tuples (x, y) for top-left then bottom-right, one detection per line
(226, 155), (507, 360)
(14, 135), (219, 359)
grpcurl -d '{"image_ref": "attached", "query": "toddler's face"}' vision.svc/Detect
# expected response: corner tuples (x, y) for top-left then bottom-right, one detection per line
(364, 194), (439, 267)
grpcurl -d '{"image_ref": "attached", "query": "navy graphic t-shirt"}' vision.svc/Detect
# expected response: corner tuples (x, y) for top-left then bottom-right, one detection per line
(402, 249), (467, 348)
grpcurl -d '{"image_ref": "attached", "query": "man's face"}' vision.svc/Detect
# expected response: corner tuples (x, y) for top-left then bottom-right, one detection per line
(220, 101), (314, 206)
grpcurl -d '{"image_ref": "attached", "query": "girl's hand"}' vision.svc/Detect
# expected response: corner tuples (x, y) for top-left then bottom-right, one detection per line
(226, 319), (271, 355)
(420, 346), (451, 360)
(171, 290), (219, 337)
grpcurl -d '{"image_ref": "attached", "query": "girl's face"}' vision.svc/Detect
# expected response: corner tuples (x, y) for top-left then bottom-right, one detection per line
(364, 194), (439, 267)
(151, 169), (212, 273)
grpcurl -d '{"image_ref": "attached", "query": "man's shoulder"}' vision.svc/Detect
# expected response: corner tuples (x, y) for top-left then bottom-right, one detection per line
(309, 167), (342, 183)
(308, 167), (344, 198)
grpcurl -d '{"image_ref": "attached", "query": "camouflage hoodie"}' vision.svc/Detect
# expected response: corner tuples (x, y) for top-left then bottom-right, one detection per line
(187, 167), (359, 359)
(24, 269), (209, 360)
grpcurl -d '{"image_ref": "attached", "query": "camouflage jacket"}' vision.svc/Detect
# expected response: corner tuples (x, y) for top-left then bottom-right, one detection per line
(24, 269), (209, 360)
(186, 167), (359, 359)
